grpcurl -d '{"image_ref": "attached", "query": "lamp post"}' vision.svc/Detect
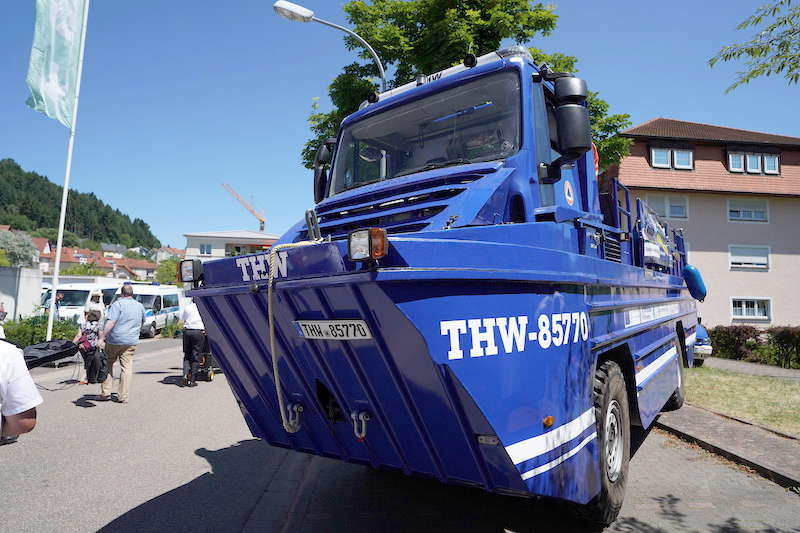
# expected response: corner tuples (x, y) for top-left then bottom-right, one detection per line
(272, 1), (387, 92)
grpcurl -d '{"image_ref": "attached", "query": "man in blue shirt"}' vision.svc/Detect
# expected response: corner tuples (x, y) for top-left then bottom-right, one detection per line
(97, 285), (145, 403)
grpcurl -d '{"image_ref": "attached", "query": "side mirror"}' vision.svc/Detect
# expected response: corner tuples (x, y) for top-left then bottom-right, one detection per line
(313, 137), (336, 203)
(540, 76), (592, 184)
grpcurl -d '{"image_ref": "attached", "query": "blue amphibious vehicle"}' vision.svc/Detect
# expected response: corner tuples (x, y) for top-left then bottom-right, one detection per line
(184, 47), (705, 525)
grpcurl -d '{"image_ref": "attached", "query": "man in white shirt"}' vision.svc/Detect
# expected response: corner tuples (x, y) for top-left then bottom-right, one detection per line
(179, 299), (207, 387)
(0, 340), (43, 442)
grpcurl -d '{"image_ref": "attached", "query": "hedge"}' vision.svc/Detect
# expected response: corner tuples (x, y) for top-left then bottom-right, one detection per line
(709, 325), (800, 369)
(3, 315), (80, 348)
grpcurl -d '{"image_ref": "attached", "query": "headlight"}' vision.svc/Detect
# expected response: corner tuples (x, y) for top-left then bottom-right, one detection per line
(178, 259), (203, 283)
(348, 228), (388, 261)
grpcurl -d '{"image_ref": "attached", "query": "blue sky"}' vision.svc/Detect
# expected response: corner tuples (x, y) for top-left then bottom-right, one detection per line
(1, 1), (797, 248)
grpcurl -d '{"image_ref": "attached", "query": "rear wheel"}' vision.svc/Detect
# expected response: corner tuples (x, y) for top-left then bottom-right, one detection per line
(580, 360), (630, 527)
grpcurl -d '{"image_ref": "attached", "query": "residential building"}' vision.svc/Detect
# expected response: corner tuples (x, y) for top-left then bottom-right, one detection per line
(606, 118), (800, 327)
(38, 246), (158, 280)
(152, 246), (185, 264)
(101, 243), (127, 258)
(184, 230), (279, 262)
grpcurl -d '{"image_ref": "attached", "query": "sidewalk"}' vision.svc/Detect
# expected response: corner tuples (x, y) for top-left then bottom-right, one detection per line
(703, 356), (800, 380)
(656, 404), (800, 488)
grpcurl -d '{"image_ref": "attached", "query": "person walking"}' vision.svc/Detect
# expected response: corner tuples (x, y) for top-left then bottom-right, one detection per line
(97, 285), (145, 403)
(179, 298), (207, 387)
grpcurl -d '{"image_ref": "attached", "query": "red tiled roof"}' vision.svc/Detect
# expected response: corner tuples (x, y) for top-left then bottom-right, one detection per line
(31, 237), (50, 253)
(163, 247), (185, 256)
(0, 225), (10, 232)
(117, 257), (157, 270)
(622, 118), (800, 147)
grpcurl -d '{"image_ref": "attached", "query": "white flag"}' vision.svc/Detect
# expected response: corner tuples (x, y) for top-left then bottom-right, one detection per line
(25, 0), (88, 129)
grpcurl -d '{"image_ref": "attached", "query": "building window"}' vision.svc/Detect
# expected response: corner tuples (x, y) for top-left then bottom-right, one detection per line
(763, 154), (779, 174)
(728, 152), (744, 173)
(199, 244), (212, 255)
(746, 153), (761, 173)
(732, 298), (770, 320)
(728, 198), (768, 222)
(646, 193), (688, 219)
(651, 148), (671, 168)
(673, 149), (693, 169)
(729, 245), (769, 269)
(650, 147), (694, 170)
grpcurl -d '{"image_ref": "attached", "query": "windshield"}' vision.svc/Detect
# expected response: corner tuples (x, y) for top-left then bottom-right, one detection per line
(42, 289), (90, 307)
(330, 70), (521, 195)
(111, 293), (157, 308)
(101, 288), (117, 306)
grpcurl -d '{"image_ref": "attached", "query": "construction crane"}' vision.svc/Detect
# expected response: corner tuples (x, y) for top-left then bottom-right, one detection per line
(223, 183), (266, 232)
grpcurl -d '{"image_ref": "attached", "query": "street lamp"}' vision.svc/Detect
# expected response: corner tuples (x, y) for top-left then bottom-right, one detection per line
(272, 0), (387, 92)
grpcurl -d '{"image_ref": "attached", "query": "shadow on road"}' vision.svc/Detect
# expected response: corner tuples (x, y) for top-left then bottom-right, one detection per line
(135, 371), (171, 375)
(159, 375), (184, 386)
(98, 438), (798, 533)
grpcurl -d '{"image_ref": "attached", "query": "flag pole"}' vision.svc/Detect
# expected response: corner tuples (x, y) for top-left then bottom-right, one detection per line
(46, 0), (90, 341)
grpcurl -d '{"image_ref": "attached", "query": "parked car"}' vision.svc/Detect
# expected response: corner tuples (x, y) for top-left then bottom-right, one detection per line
(40, 281), (124, 323)
(694, 321), (712, 366)
(112, 284), (183, 338)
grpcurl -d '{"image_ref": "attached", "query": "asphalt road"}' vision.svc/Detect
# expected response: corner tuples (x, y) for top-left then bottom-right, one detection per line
(2, 339), (798, 533)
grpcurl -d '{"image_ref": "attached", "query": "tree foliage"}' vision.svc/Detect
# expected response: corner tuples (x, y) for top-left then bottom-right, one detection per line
(0, 231), (37, 267)
(155, 258), (180, 285)
(710, 0), (800, 92)
(31, 227), (82, 247)
(301, 0), (631, 171)
(61, 261), (106, 276)
(0, 159), (161, 249)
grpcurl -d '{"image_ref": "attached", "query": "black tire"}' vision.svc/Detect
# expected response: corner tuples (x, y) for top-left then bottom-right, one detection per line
(663, 343), (685, 411)
(580, 360), (630, 527)
(145, 322), (156, 338)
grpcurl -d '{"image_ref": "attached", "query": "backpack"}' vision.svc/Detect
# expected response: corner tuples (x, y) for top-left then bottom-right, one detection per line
(81, 349), (109, 384)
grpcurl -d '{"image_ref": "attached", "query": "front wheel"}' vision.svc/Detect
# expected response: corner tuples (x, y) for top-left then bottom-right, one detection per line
(580, 360), (630, 526)
(144, 322), (156, 338)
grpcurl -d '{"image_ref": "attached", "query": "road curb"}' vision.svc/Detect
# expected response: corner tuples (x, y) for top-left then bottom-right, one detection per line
(654, 418), (800, 489)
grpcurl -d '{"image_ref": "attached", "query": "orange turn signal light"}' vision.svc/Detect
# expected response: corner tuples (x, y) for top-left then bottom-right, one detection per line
(348, 227), (388, 261)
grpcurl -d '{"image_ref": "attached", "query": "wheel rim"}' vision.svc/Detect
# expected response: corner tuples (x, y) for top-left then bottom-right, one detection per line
(605, 399), (623, 483)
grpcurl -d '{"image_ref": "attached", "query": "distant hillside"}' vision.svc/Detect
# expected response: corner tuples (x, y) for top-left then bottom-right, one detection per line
(0, 158), (160, 249)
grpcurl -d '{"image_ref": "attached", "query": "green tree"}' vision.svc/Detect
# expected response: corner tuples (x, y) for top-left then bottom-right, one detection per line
(0, 249), (10, 267)
(0, 213), (35, 231)
(61, 261), (107, 276)
(155, 258), (180, 285)
(0, 231), (37, 266)
(710, 0), (800, 92)
(31, 227), (81, 248)
(301, 1), (631, 171)
(124, 250), (149, 260)
(80, 238), (101, 251)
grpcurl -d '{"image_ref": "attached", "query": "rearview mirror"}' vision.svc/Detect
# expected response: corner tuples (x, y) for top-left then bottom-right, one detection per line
(540, 76), (592, 184)
(313, 137), (336, 203)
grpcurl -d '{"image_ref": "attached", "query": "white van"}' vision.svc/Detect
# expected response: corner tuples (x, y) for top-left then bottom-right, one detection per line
(112, 284), (183, 338)
(40, 282), (124, 323)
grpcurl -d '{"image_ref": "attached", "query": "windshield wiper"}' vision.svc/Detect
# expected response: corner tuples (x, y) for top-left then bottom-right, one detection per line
(396, 158), (472, 177)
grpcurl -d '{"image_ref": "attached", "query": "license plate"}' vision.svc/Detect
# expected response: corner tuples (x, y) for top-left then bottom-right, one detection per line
(294, 320), (373, 340)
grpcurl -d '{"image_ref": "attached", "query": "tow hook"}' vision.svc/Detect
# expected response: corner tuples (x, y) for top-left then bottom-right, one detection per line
(286, 402), (304, 433)
(351, 411), (370, 442)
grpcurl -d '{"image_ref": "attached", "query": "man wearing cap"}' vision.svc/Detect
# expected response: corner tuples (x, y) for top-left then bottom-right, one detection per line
(97, 285), (145, 403)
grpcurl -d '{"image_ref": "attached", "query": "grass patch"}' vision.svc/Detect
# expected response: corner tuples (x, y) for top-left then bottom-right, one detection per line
(685, 367), (800, 439)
